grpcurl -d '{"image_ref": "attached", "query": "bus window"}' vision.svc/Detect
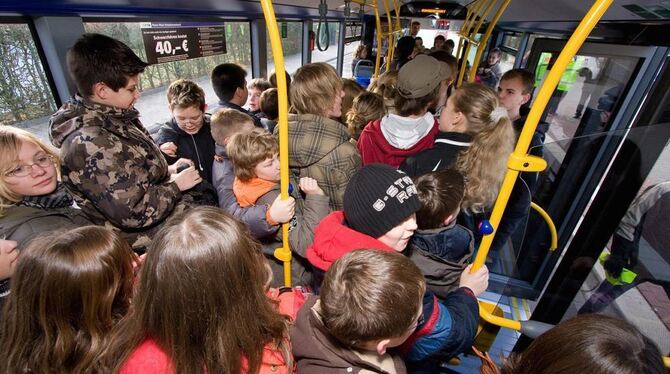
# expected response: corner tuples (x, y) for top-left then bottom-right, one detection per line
(84, 21), (252, 131)
(342, 22), (363, 79)
(266, 21), (302, 77)
(311, 21), (340, 70)
(0, 23), (57, 141)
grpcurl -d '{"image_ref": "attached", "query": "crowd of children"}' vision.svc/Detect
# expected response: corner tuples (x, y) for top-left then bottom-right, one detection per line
(0, 31), (665, 374)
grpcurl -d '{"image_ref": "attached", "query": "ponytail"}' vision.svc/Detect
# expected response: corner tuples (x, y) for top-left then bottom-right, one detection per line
(452, 83), (516, 213)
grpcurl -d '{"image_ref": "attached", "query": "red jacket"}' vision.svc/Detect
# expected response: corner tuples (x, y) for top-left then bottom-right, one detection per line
(306, 211), (395, 271)
(119, 289), (307, 374)
(357, 118), (438, 168)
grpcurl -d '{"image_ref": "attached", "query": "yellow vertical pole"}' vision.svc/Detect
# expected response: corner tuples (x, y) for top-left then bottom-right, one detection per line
(457, 0), (497, 87)
(260, 0), (291, 287)
(373, 0), (383, 78)
(468, 0), (512, 82)
(473, 0), (615, 330)
(383, 0), (394, 72)
(456, 0), (483, 63)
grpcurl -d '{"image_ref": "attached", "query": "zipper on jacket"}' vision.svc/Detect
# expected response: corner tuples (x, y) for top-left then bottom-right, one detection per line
(190, 134), (204, 171)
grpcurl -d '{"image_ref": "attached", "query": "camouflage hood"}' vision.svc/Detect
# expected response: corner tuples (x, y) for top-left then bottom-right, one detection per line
(49, 95), (143, 148)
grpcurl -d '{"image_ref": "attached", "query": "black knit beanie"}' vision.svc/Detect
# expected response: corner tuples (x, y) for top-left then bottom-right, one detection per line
(344, 164), (421, 238)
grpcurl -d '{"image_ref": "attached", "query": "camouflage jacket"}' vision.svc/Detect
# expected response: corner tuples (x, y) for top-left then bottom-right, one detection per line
(276, 114), (361, 211)
(49, 96), (187, 247)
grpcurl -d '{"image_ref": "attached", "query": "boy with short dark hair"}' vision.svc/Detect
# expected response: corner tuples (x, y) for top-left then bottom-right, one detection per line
(292, 250), (425, 373)
(210, 63), (263, 128)
(227, 128), (330, 285)
(210, 109), (285, 240)
(155, 79), (216, 184)
(408, 170), (474, 299)
(49, 33), (202, 249)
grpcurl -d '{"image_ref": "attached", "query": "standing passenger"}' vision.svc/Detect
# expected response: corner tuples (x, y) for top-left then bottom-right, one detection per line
(49, 34), (202, 250)
(210, 63), (264, 128)
(108, 207), (298, 374)
(357, 55), (450, 167)
(155, 79), (217, 184)
(0, 239), (18, 314)
(247, 78), (272, 118)
(0, 226), (136, 373)
(279, 62), (361, 211)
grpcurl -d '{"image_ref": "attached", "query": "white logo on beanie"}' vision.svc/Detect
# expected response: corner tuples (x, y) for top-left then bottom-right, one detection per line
(373, 176), (417, 212)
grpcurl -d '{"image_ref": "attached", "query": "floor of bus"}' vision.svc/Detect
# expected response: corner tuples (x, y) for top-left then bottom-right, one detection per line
(443, 291), (536, 373)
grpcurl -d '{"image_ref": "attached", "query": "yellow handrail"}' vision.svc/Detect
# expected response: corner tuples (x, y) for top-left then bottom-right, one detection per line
(372, 0), (383, 78)
(457, 0), (497, 87)
(530, 202), (558, 251)
(468, 0), (512, 82)
(383, 0), (394, 72)
(471, 0), (614, 330)
(260, 0), (292, 287)
(456, 0), (482, 61)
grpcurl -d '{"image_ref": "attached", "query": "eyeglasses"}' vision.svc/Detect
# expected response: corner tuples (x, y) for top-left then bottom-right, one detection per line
(4, 154), (54, 178)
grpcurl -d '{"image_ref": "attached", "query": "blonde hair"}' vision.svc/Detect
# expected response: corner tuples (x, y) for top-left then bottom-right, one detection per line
(210, 108), (255, 145)
(372, 70), (398, 100)
(166, 79), (206, 111)
(291, 63), (342, 116)
(0, 126), (60, 215)
(227, 128), (279, 181)
(346, 92), (385, 139)
(452, 83), (515, 213)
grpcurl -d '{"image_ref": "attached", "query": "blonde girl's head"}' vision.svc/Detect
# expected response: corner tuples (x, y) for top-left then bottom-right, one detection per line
(345, 92), (385, 140)
(451, 83), (515, 213)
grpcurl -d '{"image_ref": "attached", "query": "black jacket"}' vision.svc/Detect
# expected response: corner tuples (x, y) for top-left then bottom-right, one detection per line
(210, 100), (264, 129)
(399, 132), (473, 178)
(155, 114), (216, 183)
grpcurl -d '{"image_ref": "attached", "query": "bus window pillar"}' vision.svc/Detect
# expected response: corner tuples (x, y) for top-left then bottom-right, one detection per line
(302, 21), (312, 65)
(251, 19), (268, 79)
(336, 21), (345, 76)
(33, 16), (85, 105)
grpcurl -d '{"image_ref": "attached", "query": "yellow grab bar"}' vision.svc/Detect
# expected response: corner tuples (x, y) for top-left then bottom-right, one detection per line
(530, 202), (558, 251)
(472, 0), (614, 330)
(260, 0), (292, 287)
(468, 0), (512, 82)
(383, 0), (394, 72)
(457, 0), (497, 87)
(456, 0), (482, 60)
(373, 0), (383, 78)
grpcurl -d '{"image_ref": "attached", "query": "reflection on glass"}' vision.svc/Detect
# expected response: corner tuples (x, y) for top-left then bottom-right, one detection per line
(311, 21), (340, 69)
(84, 22), (252, 129)
(267, 21), (302, 77)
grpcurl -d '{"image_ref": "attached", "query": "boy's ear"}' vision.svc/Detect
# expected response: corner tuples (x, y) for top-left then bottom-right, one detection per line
(223, 136), (231, 145)
(521, 93), (531, 106)
(203, 103), (209, 112)
(376, 339), (391, 355)
(443, 214), (455, 226)
(92, 82), (109, 100)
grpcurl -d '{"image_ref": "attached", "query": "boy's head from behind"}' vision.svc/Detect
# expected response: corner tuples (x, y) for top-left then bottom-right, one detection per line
(320, 250), (425, 355)
(260, 88), (279, 120)
(211, 63), (248, 106)
(343, 164), (420, 252)
(414, 169), (465, 229)
(67, 33), (148, 109)
(291, 63), (343, 117)
(210, 108), (255, 146)
(167, 79), (207, 135)
(226, 128), (279, 182)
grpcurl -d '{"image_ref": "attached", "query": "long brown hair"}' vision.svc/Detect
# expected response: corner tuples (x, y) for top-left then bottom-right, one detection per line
(452, 83), (515, 213)
(501, 314), (665, 374)
(0, 226), (135, 374)
(106, 206), (290, 374)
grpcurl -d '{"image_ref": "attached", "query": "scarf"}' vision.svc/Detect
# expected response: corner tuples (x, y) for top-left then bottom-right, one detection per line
(19, 183), (73, 210)
(380, 112), (435, 149)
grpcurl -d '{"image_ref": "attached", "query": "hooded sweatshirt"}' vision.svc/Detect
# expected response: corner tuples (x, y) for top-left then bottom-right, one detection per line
(276, 113), (361, 211)
(357, 114), (438, 168)
(49, 96), (192, 248)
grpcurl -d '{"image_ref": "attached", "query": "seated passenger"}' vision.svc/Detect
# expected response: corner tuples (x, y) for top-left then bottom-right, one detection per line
(497, 314), (665, 374)
(155, 79), (217, 184)
(108, 207), (301, 373)
(306, 164), (488, 369)
(407, 170), (474, 300)
(346, 91), (385, 141)
(280, 62), (361, 211)
(259, 88), (279, 133)
(210, 109), (285, 239)
(0, 126), (90, 248)
(0, 226), (136, 373)
(0, 239), (18, 313)
(210, 63), (263, 128)
(49, 34), (202, 249)
(400, 83), (516, 219)
(247, 78), (272, 118)
(357, 55), (450, 168)
(292, 250), (424, 373)
(341, 78), (364, 125)
(476, 48), (503, 90)
(228, 128), (329, 285)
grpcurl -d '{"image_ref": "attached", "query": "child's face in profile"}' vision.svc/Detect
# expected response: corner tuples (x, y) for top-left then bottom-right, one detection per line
(254, 154), (280, 182)
(173, 105), (204, 135)
(248, 88), (264, 112)
(377, 214), (418, 252)
(0, 239), (18, 280)
(103, 75), (141, 110)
